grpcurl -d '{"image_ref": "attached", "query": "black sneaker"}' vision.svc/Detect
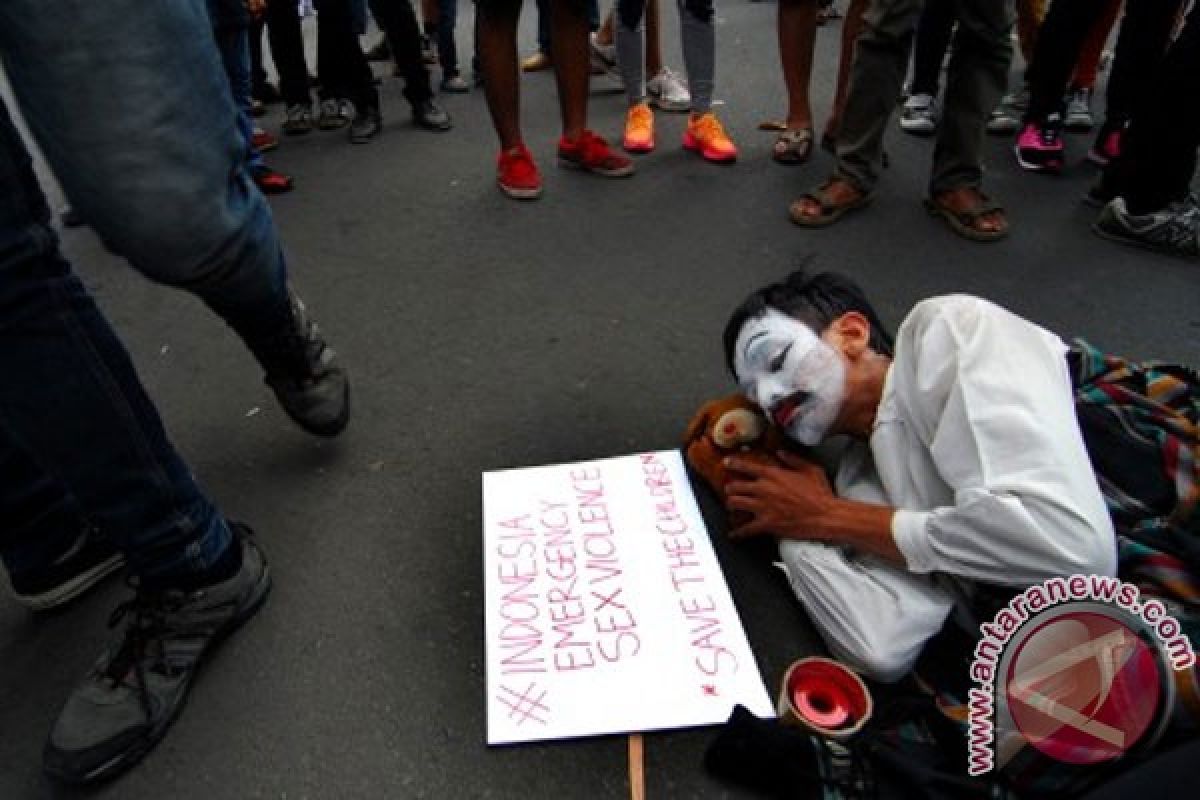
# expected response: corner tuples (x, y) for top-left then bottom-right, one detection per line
(412, 99), (452, 132)
(317, 97), (353, 131)
(257, 290), (350, 436)
(1094, 196), (1200, 260)
(42, 525), (271, 785)
(349, 106), (383, 143)
(9, 526), (124, 612)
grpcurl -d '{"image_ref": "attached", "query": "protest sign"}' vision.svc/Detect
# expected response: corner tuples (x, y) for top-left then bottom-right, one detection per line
(483, 450), (774, 745)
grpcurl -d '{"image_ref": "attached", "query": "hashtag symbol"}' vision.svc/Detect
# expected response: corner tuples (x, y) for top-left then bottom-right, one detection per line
(497, 682), (550, 726)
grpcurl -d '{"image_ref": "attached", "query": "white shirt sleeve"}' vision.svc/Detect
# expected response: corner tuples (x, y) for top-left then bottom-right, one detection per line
(778, 540), (955, 682)
(777, 440), (955, 682)
(887, 297), (1117, 586)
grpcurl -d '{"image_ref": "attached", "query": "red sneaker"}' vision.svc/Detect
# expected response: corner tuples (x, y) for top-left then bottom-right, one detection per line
(497, 145), (543, 200)
(251, 128), (279, 153)
(251, 165), (294, 194)
(557, 130), (635, 177)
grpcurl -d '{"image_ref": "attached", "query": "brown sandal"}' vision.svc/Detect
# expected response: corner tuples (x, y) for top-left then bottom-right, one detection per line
(789, 177), (874, 227)
(773, 128), (814, 165)
(924, 190), (1009, 242)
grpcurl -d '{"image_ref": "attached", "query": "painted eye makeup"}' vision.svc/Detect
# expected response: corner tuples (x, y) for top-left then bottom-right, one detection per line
(769, 343), (793, 372)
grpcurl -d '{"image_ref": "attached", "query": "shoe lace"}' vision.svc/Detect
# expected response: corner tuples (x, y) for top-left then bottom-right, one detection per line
(695, 114), (728, 144)
(103, 587), (186, 720)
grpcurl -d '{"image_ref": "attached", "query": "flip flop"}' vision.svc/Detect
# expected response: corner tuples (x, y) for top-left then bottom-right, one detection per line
(773, 128), (814, 165)
(924, 191), (1009, 242)
(789, 177), (874, 227)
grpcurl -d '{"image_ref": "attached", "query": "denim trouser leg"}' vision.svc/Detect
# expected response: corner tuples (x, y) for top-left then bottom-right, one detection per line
(0, 0), (292, 360)
(0, 100), (231, 584)
(437, 0), (460, 76)
(215, 26), (266, 171)
(0, 437), (89, 583)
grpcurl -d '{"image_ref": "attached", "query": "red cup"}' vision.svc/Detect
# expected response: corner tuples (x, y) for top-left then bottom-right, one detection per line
(777, 657), (873, 738)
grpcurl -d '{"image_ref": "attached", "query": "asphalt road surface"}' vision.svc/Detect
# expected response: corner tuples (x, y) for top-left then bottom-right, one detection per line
(2, 5), (1198, 799)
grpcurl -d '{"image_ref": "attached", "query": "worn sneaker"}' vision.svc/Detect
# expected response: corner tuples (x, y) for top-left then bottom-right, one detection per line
(349, 106), (382, 143)
(623, 103), (655, 153)
(987, 86), (1029, 135)
(557, 130), (636, 177)
(647, 67), (690, 112)
(317, 98), (352, 131)
(412, 99), (452, 132)
(1094, 196), (1200, 260)
(497, 145), (543, 200)
(1064, 87), (1094, 131)
(1087, 122), (1124, 166)
(42, 525), (270, 785)
(589, 33), (621, 82)
(256, 290), (350, 436)
(1015, 115), (1065, 173)
(9, 527), (124, 612)
(899, 93), (938, 136)
(683, 112), (738, 163)
(282, 103), (313, 135)
(521, 51), (552, 72)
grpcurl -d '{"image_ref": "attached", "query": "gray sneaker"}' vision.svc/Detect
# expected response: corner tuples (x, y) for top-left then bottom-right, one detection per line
(259, 290), (350, 437)
(42, 526), (271, 785)
(647, 67), (690, 112)
(1094, 196), (1200, 260)
(899, 93), (938, 135)
(1064, 87), (1094, 131)
(282, 103), (313, 135)
(987, 86), (1029, 135)
(317, 97), (352, 130)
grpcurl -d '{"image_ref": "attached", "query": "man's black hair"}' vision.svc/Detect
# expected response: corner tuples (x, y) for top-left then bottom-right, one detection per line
(722, 270), (895, 376)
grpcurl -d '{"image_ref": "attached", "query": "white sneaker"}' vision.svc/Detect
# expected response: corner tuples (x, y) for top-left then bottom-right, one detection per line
(589, 33), (621, 83)
(899, 93), (938, 135)
(647, 67), (690, 112)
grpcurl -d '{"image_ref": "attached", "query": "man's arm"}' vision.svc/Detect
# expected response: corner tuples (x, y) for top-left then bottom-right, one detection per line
(724, 453), (902, 563)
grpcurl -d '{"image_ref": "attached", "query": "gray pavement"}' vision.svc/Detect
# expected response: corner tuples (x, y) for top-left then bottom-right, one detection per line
(2, 4), (1198, 799)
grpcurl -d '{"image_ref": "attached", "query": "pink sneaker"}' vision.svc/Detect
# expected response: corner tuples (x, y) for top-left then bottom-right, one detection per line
(1014, 116), (1064, 174)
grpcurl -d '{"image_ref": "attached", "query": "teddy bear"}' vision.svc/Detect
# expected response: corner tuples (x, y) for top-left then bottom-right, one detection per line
(682, 393), (796, 524)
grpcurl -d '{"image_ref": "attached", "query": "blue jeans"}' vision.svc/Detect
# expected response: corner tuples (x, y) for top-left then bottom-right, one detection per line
(213, 24), (266, 171)
(0, 0), (295, 582)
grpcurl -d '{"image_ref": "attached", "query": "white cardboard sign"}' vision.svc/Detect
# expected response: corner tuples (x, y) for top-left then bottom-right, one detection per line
(483, 449), (774, 745)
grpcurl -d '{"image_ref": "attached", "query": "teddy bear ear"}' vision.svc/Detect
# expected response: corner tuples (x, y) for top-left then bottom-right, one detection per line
(712, 408), (766, 449)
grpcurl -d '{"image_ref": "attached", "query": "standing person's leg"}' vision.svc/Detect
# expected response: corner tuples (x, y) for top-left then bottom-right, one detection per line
(0, 93), (269, 784)
(924, 0), (1012, 241)
(644, 0), (691, 111)
(1094, 7), (1199, 258)
(551, 0), (635, 174)
(1065, 0), (1123, 133)
(523, 0), (554, 69)
(824, 0), (869, 144)
(480, 0), (544, 197)
(0, 0), (348, 436)
(437, 0), (466, 87)
(266, 0), (317, 132)
(792, 0), (924, 226)
(616, 0), (654, 151)
(318, 0), (383, 140)
(1100, 0), (1184, 135)
(776, 0), (819, 153)
(899, 0), (955, 137)
(679, 0), (737, 163)
(1016, 0), (1103, 172)
(368, 0), (453, 129)
(0, 437), (122, 611)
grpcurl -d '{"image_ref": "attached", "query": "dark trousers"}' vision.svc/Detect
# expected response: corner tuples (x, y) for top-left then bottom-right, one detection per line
(316, 0), (380, 109)
(909, 0), (955, 97)
(267, 0), (316, 106)
(369, 0), (434, 104)
(1027, 0), (1184, 124)
(1103, 8), (1200, 214)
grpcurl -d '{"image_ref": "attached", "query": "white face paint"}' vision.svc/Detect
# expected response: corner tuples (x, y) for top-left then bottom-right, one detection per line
(733, 309), (846, 446)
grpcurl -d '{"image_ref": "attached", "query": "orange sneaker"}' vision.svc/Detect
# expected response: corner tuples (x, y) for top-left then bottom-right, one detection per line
(683, 111), (738, 163)
(623, 103), (655, 153)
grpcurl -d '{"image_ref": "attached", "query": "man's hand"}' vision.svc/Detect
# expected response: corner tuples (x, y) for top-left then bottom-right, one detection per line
(724, 452), (836, 541)
(724, 451), (904, 564)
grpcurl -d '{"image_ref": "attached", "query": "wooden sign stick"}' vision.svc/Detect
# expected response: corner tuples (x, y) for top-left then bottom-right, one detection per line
(628, 733), (645, 800)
